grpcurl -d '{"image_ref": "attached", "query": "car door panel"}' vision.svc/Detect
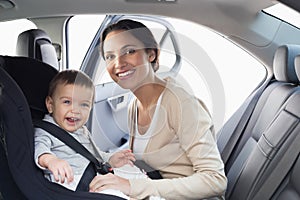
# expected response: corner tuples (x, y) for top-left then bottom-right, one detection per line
(91, 82), (132, 152)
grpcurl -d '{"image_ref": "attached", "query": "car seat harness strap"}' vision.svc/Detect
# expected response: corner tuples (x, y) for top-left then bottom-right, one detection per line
(33, 119), (113, 175)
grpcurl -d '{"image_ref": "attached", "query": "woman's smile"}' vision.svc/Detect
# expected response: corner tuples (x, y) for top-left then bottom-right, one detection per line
(117, 69), (136, 79)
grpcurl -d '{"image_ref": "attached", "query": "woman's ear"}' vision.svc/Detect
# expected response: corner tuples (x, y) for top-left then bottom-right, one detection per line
(148, 50), (156, 62)
(45, 96), (53, 114)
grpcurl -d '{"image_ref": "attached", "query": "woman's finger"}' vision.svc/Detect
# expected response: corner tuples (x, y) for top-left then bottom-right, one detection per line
(89, 174), (118, 192)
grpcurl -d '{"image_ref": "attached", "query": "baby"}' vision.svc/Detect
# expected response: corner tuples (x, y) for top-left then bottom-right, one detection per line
(34, 69), (135, 193)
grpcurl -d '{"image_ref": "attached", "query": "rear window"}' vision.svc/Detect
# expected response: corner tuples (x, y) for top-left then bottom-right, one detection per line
(67, 15), (266, 131)
(264, 3), (300, 28)
(0, 19), (36, 55)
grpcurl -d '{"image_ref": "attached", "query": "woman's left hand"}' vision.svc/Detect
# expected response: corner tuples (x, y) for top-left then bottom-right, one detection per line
(89, 173), (131, 195)
(109, 149), (136, 168)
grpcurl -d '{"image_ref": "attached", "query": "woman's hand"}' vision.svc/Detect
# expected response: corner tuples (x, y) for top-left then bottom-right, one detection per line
(109, 149), (136, 168)
(89, 173), (131, 195)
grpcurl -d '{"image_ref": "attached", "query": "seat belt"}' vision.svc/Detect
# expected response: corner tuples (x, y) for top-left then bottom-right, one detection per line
(251, 128), (300, 200)
(219, 75), (272, 164)
(33, 119), (113, 175)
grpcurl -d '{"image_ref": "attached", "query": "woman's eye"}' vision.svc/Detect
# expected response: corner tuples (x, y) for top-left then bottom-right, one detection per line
(105, 54), (115, 61)
(125, 49), (136, 55)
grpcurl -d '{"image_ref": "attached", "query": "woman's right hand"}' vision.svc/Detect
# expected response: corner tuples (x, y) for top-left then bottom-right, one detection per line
(38, 153), (74, 183)
(89, 173), (131, 195)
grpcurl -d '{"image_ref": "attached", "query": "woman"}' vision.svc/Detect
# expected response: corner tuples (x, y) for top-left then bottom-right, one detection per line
(89, 19), (227, 200)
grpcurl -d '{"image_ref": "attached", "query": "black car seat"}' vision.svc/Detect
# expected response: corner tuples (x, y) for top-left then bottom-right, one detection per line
(218, 44), (300, 199)
(0, 56), (124, 200)
(16, 29), (59, 70)
(1, 56), (58, 119)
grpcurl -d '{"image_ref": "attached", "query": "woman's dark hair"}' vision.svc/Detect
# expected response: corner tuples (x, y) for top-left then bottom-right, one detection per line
(100, 19), (160, 72)
(48, 69), (95, 100)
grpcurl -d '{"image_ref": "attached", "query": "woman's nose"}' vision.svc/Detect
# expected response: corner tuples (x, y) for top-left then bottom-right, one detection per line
(114, 55), (126, 69)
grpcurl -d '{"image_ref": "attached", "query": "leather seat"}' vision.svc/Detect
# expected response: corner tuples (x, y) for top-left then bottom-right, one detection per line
(16, 29), (59, 70)
(218, 44), (300, 199)
(271, 54), (300, 200)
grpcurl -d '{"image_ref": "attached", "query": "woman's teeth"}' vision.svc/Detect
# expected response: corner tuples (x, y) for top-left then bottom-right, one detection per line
(118, 70), (134, 77)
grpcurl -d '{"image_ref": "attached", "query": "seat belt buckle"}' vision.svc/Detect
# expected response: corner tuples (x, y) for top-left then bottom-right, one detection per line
(96, 162), (114, 175)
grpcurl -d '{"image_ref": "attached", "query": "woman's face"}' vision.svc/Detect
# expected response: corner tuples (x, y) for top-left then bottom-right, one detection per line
(103, 30), (156, 90)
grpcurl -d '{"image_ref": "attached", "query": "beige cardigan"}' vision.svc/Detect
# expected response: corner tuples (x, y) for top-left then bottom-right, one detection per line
(128, 78), (227, 200)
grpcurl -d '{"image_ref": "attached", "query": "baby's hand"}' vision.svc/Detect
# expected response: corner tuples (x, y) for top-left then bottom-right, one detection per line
(39, 153), (74, 183)
(109, 149), (136, 168)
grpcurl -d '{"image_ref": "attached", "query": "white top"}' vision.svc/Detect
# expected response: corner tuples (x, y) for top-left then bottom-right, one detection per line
(133, 93), (163, 159)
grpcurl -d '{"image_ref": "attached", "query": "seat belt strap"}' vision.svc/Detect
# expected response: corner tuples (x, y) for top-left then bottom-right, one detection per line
(33, 119), (113, 175)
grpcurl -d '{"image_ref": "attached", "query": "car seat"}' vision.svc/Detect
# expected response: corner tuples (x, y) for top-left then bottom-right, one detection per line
(264, 54), (300, 200)
(16, 29), (59, 70)
(218, 44), (300, 199)
(0, 55), (124, 199)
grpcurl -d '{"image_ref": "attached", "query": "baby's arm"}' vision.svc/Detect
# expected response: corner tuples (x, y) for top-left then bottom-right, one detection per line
(38, 153), (74, 184)
(109, 149), (136, 168)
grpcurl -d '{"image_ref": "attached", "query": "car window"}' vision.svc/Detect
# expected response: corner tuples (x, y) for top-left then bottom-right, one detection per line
(162, 18), (266, 130)
(264, 3), (300, 28)
(67, 15), (266, 130)
(68, 15), (179, 82)
(0, 19), (36, 56)
(67, 15), (106, 70)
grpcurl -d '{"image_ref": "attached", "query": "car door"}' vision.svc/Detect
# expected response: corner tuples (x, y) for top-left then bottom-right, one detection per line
(81, 15), (181, 152)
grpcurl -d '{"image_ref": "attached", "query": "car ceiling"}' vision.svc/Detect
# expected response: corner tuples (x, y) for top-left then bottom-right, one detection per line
(1, 0), (299, 69)
(0, 0), (273, 31)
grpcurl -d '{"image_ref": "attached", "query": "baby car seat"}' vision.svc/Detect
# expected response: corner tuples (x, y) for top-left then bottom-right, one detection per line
(0, 56), (124, 200)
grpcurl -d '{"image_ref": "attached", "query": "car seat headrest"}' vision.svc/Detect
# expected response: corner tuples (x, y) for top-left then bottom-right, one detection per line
(16, 29), (59, 70)
(0, 56), (58, 119)
(293, 55), (300, 82)
(273, 44), (300, 84)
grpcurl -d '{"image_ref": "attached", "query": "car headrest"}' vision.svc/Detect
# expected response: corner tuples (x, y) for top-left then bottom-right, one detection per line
(273, 44), (300, 84)
(0, 55), (58, 119)
(16, 29), (59, 70)
(293, 55), (300, 82)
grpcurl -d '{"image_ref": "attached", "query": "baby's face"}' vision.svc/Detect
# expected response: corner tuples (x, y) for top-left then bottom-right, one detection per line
(46, 83), (93, 133)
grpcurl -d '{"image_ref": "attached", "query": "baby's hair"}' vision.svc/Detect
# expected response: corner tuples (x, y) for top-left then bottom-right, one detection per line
(48, 70), (95, 98)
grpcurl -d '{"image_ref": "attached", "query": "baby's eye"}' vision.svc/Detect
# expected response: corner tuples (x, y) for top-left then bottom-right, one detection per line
(81, 103), (90, 108)
(63, 100), (71, 104)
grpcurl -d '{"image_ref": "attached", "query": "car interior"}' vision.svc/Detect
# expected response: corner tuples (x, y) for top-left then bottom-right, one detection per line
(16, 28), (59, 70)
(1, 0), (300, 200)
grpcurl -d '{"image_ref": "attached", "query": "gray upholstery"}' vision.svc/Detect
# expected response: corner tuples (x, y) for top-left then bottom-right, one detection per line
(223, 44), (300, 199)
(16, 29), (59, 70)
(274, 156), (300, 200)
(273, 44), (300, 84)
(294, 55), (300, 81)
(270, 54), (300, 200)
(230, 90), (300, 199)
